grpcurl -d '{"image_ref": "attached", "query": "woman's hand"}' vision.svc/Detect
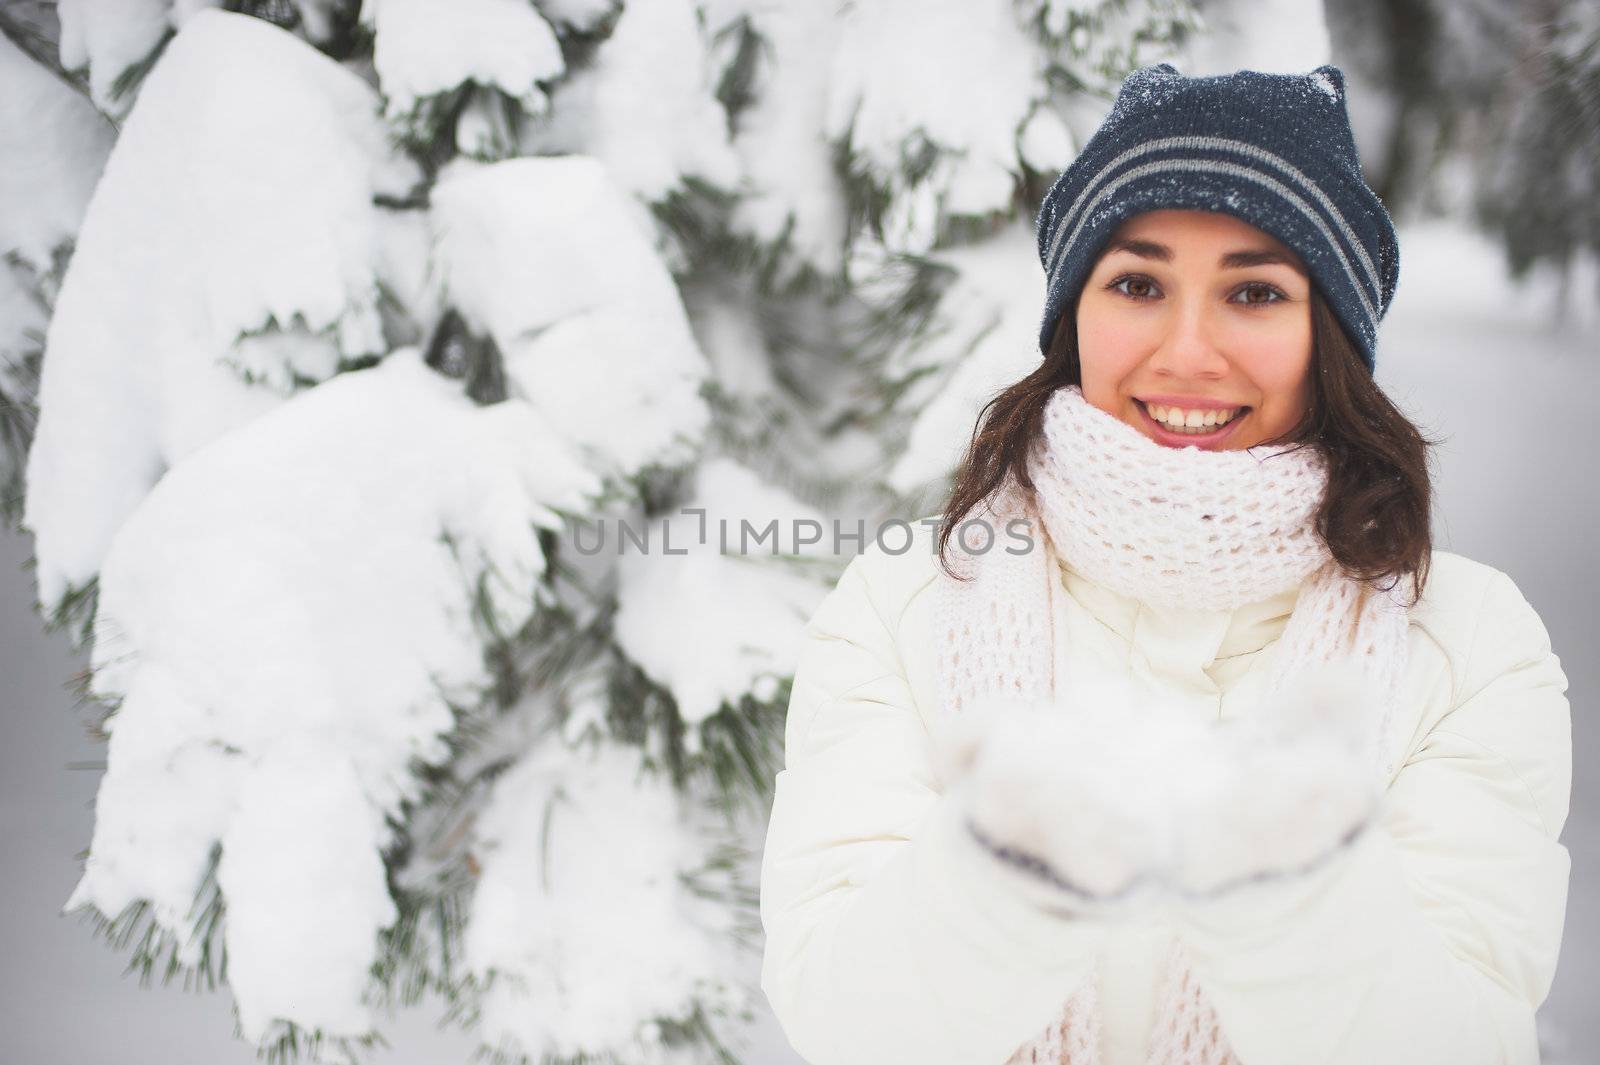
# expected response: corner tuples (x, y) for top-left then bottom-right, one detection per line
(930, 671), (1383, 910)
(931, 687), (1187, 911)
(1167, 669), (1383, 898)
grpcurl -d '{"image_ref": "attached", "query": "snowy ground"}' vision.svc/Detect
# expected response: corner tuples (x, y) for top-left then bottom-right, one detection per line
(1, 219), (1594, 1062)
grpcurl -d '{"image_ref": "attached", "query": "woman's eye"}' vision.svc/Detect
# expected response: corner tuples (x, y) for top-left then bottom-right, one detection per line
(1110, 276), (1159, 300)
(1233, 282), (1286, 306)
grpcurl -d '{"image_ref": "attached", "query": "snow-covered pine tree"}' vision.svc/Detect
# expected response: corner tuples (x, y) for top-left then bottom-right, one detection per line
(7, 2), (1204, 1063)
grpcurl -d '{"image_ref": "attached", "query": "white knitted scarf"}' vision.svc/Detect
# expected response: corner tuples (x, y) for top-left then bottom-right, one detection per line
(932, 385), (1411, 1065)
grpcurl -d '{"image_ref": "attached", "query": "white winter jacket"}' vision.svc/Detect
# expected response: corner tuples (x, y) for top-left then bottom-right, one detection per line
(758, 518), (1571, 1065)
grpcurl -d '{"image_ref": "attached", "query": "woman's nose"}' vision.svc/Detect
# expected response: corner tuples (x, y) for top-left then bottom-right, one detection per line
(1146, 299), (1229, 378)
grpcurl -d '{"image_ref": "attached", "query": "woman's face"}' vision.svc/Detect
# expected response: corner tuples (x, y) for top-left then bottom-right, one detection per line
(1073, 209), (1314, 450)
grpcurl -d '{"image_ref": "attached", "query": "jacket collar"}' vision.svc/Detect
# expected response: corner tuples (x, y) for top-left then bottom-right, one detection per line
(1056, 556), (1299, 668)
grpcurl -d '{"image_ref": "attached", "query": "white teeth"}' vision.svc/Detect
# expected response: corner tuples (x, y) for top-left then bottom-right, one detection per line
(1143, 402), (1243, 433)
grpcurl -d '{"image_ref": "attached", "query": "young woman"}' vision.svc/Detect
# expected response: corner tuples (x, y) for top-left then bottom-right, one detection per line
(758, 64), (1571, 1065)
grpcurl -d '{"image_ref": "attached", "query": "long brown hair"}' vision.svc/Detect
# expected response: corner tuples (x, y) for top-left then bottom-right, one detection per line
(936, 289), (1434, 603)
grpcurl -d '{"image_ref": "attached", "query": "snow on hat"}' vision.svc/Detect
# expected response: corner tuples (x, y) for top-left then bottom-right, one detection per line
(1034, 63), (1399, 371)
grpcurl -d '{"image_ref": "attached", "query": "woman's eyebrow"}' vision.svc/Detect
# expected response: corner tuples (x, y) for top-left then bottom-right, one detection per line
(1104, 238), (1306, 274)
(1219, 248), (1304, 272)
(1105, 238), (1171, 261)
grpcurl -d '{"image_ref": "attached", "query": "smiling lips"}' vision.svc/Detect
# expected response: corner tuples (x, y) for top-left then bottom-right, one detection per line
(1135, 398), (1250, 444)
(1144, 401), (1242, 431)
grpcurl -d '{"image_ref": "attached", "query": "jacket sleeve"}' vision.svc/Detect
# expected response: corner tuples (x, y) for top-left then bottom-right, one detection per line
(1177, 569), (1573, 1065)
(758, 550), (1112, 1065)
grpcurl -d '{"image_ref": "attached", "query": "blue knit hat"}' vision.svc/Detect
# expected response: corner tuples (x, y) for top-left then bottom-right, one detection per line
(1035, 63), (1399, 370)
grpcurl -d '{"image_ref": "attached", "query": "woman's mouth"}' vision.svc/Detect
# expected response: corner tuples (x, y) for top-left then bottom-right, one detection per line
(1134, 399), (1250, 448)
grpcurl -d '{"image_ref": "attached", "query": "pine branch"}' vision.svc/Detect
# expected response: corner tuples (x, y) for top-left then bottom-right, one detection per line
(67, 841), (228, 994)
(106, 28), (175, 113)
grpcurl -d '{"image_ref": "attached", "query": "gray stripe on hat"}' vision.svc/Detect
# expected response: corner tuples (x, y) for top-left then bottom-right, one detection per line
(1049, 155), (1380, 330)
(1043, 135), (1383, 307)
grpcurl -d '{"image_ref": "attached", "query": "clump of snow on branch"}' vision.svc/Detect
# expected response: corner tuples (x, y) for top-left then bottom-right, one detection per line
(0, 30), (113, 419)
(23, 10), (422, 613)
(465, 730), (750, 1061)
(429, 156), (712, 480)
(62, 346), (600, 1044)
(362, 0), (564, 155)
(519, 0), (741, 204)
(703, 1), (849, 280)
(55, 0), (186, 114)
(0, 33), (113, 271)
(219, 733), (402, 1044)
(826, 0), (1055, 257)
(55, 0), (363, 114)
(612, 458), (830, 736)
(887, 219), (1048, 494)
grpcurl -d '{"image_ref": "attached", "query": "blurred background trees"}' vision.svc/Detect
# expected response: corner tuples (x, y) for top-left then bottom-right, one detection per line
(1324, 0), (1598, 304)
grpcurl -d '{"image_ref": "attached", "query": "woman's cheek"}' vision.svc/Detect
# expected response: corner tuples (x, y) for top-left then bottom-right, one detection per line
(1230, 311), (1311, 374)
(1240, 340), (1314, 433)
(1077, 313), (1149, 398)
